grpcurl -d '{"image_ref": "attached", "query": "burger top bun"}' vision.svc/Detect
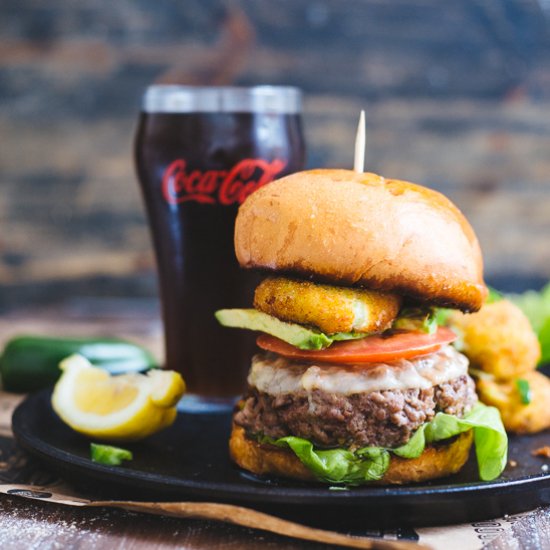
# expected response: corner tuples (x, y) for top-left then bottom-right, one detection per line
(235, 169), (487, 311)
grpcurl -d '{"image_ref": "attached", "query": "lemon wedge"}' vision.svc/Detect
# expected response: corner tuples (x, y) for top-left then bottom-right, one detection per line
(51, 354), (185, 441)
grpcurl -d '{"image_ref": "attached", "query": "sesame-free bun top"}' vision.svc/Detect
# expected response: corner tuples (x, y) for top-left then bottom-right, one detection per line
(235, 169), (487, 311)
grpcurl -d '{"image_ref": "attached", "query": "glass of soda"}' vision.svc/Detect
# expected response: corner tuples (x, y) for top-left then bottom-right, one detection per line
(134, 85), (305, 411)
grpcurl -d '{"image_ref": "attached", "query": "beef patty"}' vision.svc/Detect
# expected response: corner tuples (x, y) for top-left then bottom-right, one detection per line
(235, 374), (477, 449)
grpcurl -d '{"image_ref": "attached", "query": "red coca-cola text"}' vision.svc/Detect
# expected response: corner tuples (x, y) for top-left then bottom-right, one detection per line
(162, 158), (287, 206)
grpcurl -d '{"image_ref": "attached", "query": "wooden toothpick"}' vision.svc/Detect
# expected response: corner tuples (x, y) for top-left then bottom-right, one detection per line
(353, 110), (366, 173)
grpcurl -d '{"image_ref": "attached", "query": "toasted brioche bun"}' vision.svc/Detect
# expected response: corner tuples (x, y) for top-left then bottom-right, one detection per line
(230, 424), (473, 484)
(235, 169), (487, 311)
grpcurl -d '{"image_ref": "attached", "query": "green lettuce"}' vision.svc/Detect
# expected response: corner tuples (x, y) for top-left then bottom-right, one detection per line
(265, 403), (507, 485)
(271, 438), (390, 484)
(507, 282), (550, 364)
(487, 286), (503, 304)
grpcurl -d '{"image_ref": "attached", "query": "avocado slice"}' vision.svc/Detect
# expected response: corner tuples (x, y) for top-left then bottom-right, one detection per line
(215, 309), (365, 350)
(393, 307), (437, 334)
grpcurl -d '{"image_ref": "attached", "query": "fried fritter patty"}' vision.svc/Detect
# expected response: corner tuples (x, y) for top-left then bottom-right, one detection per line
(476, 371), (550, 434)
(449, 300), (540, 379)
(254, 276), (401, 334)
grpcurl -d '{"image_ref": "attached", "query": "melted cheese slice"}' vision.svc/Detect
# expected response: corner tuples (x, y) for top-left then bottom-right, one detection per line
(248, 345), (468, 395)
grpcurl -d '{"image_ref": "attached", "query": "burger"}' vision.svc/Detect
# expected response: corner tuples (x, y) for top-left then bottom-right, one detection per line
(216, 169), (507, 485)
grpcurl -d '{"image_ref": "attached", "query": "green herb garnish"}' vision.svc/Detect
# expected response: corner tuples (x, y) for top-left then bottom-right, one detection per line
(90, 443), (133, 466)
(516, 378), (532, 405)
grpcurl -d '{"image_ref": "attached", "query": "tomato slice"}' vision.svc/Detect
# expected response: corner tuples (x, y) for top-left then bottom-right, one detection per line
(256, 327), (457, 364)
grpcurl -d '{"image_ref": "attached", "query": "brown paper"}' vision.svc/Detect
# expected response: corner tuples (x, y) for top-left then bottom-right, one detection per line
(0, 483), (425, 550)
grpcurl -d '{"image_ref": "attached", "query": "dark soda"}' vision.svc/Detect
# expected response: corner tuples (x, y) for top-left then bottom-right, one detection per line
(134, 86), (305, 401)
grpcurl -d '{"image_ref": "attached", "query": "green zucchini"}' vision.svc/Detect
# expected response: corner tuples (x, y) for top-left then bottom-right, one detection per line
(0, 335), (156, 393)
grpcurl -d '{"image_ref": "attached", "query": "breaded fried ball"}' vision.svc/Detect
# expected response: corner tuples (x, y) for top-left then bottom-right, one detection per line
(449, 300), (540, 380)
(476, 371), (550, 434)
(254, 276), (401, 334)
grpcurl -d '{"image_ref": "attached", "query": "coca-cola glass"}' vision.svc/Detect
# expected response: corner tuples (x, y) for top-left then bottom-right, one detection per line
(134, 86), (305, 411)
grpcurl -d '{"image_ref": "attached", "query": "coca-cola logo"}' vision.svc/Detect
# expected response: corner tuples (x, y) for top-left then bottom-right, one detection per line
(162, 158), (287, 206)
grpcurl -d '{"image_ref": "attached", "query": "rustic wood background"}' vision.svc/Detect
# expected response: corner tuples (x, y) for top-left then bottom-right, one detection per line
(1, 0), (550, 311)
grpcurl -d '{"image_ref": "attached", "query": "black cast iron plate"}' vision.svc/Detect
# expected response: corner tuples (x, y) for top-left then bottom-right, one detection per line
(11, 389), (550, 528)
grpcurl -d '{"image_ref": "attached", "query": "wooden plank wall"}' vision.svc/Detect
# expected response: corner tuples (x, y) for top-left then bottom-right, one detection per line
(1, 0), (550, 309)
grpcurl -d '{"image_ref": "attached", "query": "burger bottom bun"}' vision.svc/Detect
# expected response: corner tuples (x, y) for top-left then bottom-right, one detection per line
(229, 424), (473, 485)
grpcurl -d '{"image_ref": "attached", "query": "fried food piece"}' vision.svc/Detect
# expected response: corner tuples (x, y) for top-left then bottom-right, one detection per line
(476, 371), (550, 434)
(532, 446), (550, 458)
(449, 300), (540, 379)
(254, 277), (401, 334)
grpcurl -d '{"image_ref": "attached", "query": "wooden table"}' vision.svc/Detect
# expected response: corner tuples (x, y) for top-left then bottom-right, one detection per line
(0, 494), (333, 549)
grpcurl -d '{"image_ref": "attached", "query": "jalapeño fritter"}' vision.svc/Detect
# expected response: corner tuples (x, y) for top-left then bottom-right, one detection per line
(254, 276), (401, 335)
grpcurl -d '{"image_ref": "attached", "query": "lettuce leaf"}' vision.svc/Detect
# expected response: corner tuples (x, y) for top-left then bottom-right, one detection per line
(538, 318), (550, 365)
(424, 404), (508, 482)
(273, 438), (390, 483)
(265, 403), (507, 485)
(434, 307), (453, 327)
(507, 283), (550, 364)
